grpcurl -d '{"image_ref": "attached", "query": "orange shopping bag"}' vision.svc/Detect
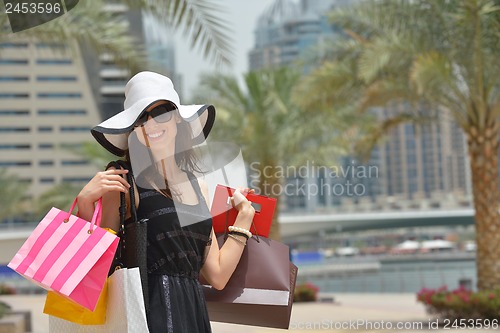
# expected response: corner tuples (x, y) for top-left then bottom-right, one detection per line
(43, 279), (108, 325)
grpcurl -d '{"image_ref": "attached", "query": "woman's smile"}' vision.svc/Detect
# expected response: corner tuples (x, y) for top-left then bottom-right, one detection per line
(146, 129), (166, 141)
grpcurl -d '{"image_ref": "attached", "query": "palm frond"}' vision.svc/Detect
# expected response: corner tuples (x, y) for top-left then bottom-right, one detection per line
(409, 51), (470, 127)
(0, 169), (29, 221)
(126, 0), (234, 66)
(35, 183), (81, 218)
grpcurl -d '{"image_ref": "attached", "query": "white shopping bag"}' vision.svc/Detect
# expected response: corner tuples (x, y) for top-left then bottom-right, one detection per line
(49, 267), (149, 333)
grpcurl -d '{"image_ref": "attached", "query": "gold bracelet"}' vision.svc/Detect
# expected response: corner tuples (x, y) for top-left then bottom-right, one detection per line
(227, 233), (246, 246)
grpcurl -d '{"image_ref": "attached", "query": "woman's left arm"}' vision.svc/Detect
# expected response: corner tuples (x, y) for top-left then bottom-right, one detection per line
(198, 180), (255, 290)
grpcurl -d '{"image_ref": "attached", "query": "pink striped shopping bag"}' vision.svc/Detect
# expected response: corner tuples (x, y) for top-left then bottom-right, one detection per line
(8, 198), (119, 311)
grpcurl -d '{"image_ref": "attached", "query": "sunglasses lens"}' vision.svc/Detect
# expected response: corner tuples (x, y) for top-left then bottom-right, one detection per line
(135, 104), (176, 127)
(135, 113), (148, 127)
(153, 106), (174, 123)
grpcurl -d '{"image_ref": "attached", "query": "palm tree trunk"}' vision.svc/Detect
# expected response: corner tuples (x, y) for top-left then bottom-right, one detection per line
(468, 125), (500, 290)
(258, 164), (282, 241)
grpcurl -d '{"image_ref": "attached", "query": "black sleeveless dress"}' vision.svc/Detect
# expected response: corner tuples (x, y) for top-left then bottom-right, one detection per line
(135, 171), (213, 333)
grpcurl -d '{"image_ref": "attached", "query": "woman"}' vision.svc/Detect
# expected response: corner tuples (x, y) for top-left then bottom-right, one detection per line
(76, 71), (255, 332)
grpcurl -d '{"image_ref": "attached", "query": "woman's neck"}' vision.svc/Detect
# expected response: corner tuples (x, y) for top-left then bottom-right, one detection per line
(156, 157), (183, 182)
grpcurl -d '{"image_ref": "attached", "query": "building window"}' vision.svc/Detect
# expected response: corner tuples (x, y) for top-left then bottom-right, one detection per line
(63, 177), (92, 183)
(0, 59), (29, 65)
(38, 143), (54, 149)
(38, 109), (86, 116)
(0, 93), (29, 99)
(0, 42), (28, 48)
(39, 160), (54, 166)
(60, 126), (90, 132)
(36, 59), (72, 65)
(0, 127), (30, 132)
(36, 43), (66, 49)
(0, 144), (30, 150)
(0, 76), (29, 82)
(40, 177), (55, 184)
(59, 143), (83, 150)
(37, 76), (77, 82)
(61, 160), (89, 166)
(38, 126), (53, 132)
(0, 110), (30, 116)
(37, 93), (82, 99)
(0, 161), (31, 167)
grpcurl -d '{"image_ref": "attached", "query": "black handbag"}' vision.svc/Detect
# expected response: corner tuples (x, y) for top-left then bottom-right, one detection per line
(106, 160), (149, 314)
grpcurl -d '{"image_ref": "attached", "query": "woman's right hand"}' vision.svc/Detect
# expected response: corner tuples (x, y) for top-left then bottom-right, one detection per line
(77, 168), (131, 205)
(231, 188), (255, 218)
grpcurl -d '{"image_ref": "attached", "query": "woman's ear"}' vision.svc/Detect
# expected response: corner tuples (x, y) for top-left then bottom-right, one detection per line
(176, 114), (181, 123)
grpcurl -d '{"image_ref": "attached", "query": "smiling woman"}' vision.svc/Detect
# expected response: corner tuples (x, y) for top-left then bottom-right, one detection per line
(77, 71), (256, 333)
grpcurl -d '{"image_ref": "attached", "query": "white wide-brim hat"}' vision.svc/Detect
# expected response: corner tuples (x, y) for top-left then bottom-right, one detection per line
(91, 71), (216, 157)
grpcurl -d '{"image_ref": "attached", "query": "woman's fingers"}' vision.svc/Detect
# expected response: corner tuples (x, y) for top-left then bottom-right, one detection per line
(105, 174), (131, 188)
(232, 189), (245, 207)
(104, 168), (129, 175)
(104, 180), (129, 192)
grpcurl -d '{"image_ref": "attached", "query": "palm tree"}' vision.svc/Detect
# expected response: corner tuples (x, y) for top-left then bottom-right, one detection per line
(198, 68), (350, 240)
(297, 0), (500, 290)
(0, 0), (233, 68)
(36, 141), (117, 217)
(35, 183), (82, 219)
(0, 169), (29, 222)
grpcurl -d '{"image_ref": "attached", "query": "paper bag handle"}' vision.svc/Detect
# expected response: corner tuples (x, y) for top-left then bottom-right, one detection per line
(65, 198), (103, 234)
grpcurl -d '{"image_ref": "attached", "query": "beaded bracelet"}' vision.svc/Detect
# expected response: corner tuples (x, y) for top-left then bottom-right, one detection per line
(228, 225), (252, 238)
(227, 233), (246, 246)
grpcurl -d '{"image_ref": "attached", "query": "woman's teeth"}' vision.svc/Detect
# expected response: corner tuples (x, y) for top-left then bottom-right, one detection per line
(147, 131), (164, 139)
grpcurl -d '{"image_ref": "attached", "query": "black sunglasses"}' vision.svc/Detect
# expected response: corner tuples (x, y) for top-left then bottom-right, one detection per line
(135, 104), (177, 127)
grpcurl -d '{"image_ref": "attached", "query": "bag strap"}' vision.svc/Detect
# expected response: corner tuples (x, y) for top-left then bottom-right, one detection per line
(109, 161), (150, 317)
(115, 160), (138, 223)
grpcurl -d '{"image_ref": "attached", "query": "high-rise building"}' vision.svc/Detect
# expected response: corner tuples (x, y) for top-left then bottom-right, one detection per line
(376, 106), (471, 207)
(0, 41), (101, 200)
(142, 12), (181, 89)
(249, 0), (343, 71)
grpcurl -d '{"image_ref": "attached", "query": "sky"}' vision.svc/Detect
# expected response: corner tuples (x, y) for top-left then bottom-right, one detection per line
(173, 0), (271, 99)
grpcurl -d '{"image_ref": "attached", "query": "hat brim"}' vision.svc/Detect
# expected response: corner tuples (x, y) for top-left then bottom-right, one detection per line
(91, 98), (215, 157)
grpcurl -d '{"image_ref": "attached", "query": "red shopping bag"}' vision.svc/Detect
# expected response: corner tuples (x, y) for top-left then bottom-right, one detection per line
(8, 198), (119, 311)
(210, 185), (277, 237)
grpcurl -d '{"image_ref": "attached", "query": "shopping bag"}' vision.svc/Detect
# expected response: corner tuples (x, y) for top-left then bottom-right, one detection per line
(210, 185), (277, 237)
(201, 234), (298, 329)
(8, 198), (119, 311)
(48, 267), (150, 333)
(43, 280), (108, 325)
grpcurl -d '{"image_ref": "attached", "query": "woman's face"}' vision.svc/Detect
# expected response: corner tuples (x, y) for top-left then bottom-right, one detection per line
(133, 101), (180, 158)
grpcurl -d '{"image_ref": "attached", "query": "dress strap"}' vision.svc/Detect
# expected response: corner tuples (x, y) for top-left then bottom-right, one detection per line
(185, 171), (206, 202)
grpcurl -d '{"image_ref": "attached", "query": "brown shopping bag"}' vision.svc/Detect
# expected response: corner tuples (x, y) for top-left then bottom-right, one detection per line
(201, 234), (298, 329)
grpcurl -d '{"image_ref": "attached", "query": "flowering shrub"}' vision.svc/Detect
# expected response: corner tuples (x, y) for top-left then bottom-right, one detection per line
(0, 284), (16, 295)
(294, 282), (319, 302)
(417, 286), (500, 320)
